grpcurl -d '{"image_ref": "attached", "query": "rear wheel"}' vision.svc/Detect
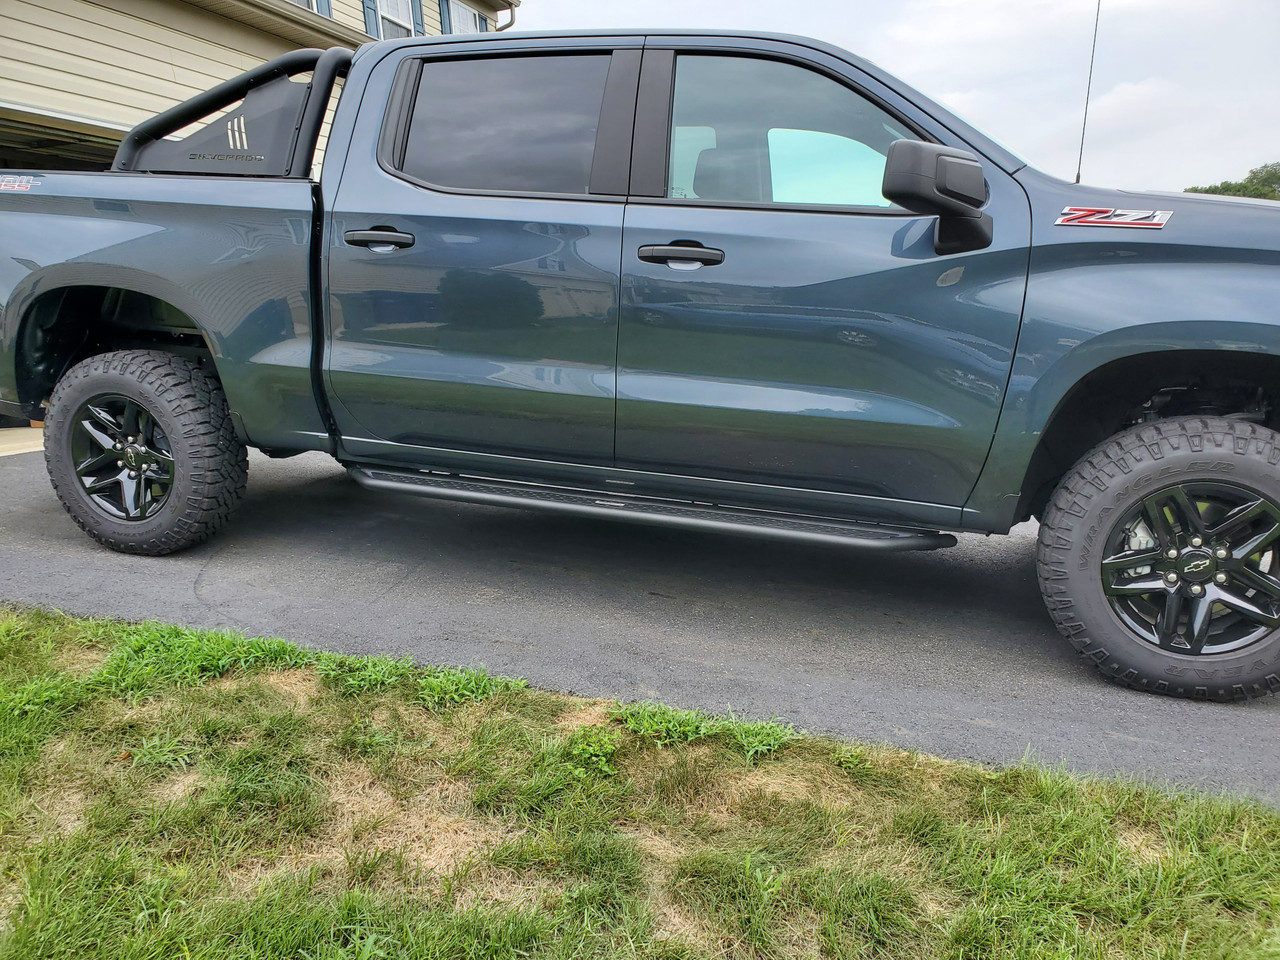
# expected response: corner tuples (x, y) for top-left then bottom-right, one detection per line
(1038, 417), (1280, 700)
(45, 350), (247, 555)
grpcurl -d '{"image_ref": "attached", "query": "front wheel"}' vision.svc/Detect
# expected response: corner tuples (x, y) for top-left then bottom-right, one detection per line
(45, 350), (247, 555)
(1038, 417), (1280, 701)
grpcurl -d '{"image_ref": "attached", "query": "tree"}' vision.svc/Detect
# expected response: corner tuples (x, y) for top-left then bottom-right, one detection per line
(1186, 162), (1280, 200)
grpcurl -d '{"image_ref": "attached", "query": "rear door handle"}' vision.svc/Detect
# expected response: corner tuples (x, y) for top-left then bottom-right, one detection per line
(638, 244), (725, 267)
(344, 228), (415, 250)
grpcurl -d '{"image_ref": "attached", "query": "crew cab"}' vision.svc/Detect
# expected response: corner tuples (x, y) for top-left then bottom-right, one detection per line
(4, 31), (1280, 701)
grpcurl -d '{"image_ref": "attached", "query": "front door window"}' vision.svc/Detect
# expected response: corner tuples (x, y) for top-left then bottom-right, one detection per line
(666, 55), (917, 209)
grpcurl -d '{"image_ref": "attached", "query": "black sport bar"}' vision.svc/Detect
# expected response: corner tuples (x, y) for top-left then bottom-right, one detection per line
(112, 46), (354, 177)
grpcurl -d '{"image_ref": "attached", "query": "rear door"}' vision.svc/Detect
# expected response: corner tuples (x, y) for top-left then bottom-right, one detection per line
(326, 40), (640, 468)
(618, 41), (1031, 518)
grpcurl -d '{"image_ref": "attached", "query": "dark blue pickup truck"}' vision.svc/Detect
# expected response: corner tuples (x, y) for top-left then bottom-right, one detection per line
(4, 31), (1280, 701)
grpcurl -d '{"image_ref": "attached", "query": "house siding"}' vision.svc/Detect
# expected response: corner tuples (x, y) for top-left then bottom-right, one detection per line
(0, 0), (508, 169)
(0, 0), (293, 134)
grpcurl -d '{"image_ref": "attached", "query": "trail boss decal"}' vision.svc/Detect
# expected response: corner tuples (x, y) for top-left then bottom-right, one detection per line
(1055, 206), (1173, 228)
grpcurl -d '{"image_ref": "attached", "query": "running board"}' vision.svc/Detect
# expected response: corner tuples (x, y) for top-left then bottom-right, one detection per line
(348, 466), (957, 552)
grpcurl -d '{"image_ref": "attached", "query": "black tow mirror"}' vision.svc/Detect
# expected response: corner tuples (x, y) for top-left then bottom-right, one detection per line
(881, 140), (994, 255)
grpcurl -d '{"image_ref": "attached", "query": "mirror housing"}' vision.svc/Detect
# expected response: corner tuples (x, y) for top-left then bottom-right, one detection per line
(881, 140), (994, 255)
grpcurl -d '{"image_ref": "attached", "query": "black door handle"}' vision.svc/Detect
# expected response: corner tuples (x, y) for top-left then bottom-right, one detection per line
(638, 244), (725, 266)
(344, 229), (415, 250)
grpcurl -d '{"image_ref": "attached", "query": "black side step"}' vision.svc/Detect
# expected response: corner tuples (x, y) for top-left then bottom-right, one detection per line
(348, 467), (957, 552)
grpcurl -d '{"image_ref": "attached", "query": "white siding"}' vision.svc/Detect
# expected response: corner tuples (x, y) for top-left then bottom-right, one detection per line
(0, 0), (295, 133)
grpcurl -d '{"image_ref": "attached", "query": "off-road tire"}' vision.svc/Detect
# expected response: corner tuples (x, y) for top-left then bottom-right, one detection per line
(1038, 417), (1280, 701)
(45, 350), (247, 555)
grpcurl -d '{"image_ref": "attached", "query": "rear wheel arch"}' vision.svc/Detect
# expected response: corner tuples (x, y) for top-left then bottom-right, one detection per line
(15, 284), (222, 413)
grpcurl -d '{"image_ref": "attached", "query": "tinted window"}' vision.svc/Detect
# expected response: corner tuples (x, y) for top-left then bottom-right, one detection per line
(667, 56), (917, 208)
(402, 55), (611, 195)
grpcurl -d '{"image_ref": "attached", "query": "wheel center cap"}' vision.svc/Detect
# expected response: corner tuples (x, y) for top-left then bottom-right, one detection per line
(122, 446), (142, 469)
(1179, 549), (1215, 583)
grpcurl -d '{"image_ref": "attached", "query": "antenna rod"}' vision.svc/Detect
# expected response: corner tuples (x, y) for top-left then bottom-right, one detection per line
(1075, 0), (1102, 184)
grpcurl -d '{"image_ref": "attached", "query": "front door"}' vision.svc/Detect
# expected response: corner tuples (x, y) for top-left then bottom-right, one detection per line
(326, 44), (639, 467)
(618, 47), (1031, 513)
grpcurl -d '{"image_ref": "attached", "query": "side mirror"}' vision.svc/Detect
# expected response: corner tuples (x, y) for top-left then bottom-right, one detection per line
(881, 140), (994, 255)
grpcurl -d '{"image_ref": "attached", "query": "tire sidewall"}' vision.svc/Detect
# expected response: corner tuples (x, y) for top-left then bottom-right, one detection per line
(47, 357), (200, 551)
(1047, 419), (1280, 698)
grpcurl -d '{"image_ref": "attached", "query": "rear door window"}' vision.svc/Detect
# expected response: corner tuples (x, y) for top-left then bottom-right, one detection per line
(401, 55), (612, 196)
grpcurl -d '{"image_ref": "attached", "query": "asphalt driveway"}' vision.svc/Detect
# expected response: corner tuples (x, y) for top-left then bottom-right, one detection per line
(2, 447), (1277, 802)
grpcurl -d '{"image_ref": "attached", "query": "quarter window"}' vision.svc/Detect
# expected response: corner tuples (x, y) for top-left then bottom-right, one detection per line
(401, 55), (611, 195)
(666, 56), (918, 208)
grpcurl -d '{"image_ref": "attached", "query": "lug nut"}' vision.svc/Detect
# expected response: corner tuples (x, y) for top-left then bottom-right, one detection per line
(127, 471), (137, 479)
(113, 441), (122, 451)
(1215, 546), (1228, 559)
(1165, 571), (1179, 584)
(1190, 536), (1203, 547)
(116, 460), (124, 468)
(1214, 572), (1228, 584)
(126, 436), (134, 443)
(1190, 584), (1204, 596)
(1166, 548), (1179, 559)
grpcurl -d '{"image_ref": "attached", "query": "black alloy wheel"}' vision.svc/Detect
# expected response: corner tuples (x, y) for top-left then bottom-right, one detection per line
(1101, 482), (1280, 656)
(69, 393), (175, 521)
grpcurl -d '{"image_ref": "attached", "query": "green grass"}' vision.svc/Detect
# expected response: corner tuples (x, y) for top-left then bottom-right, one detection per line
(0, 606), (1277, 959)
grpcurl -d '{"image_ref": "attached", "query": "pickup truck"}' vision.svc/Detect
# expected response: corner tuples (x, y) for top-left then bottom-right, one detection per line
(4, 31), (1280, 702)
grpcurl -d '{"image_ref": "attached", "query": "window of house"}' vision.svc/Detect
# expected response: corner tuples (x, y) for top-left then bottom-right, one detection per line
(377, 0), (413, 39)
(400, 55), (611, 195)
(666, 55), (918, 208)
(284, 0), (317, 10)
(447, 0), (488, 33)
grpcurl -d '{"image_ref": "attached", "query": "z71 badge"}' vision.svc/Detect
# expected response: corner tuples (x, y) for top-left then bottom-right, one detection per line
(1055, 206), (1172, 228)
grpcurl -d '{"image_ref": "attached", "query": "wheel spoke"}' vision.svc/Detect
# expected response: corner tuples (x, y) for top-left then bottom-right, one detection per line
(1231, 520), (1280, 562)
(1101, 547), (1163, 577)
(1159, 487), (1207, 538)
(1141, 498), (1178, 552)
(74, 451), (117, 479)
(77, 417), (116, 451)
(1228, 564), (1280, 602)
(1103, 573), (1167, 596)
(1155, 590), (1184, 648)
(1212, 585), (1280, 628)
(1207, 498), (1270, 539)
(119, 472), (144, 519)
(136, 407), (153, 445)
(1185, 595), (1214, 653)
(85, 402), (122, 434)
(82, 471), (123, 495)
(120, 399), (142, 440)
(149, 448), (175, 480)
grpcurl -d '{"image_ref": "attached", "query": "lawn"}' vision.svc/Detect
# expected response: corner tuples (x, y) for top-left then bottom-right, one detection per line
(0, 606), (1277, 959)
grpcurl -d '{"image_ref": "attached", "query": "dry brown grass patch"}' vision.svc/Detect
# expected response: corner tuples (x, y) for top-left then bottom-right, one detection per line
(26, 785), (88, 836)
(1118, 826), (1168, 864)
(651, 894), (724, 955)
(151, 769), (202, 805)
(307, 763), (513, 876)
(52, 643), (108, 676)
(554, 700), (612, 730)
(260, 669), (324, 708)
(452, 866), (564, 910)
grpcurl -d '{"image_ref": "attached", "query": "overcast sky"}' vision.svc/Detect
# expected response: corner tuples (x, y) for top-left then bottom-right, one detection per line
(513, 0), (1280, 192)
